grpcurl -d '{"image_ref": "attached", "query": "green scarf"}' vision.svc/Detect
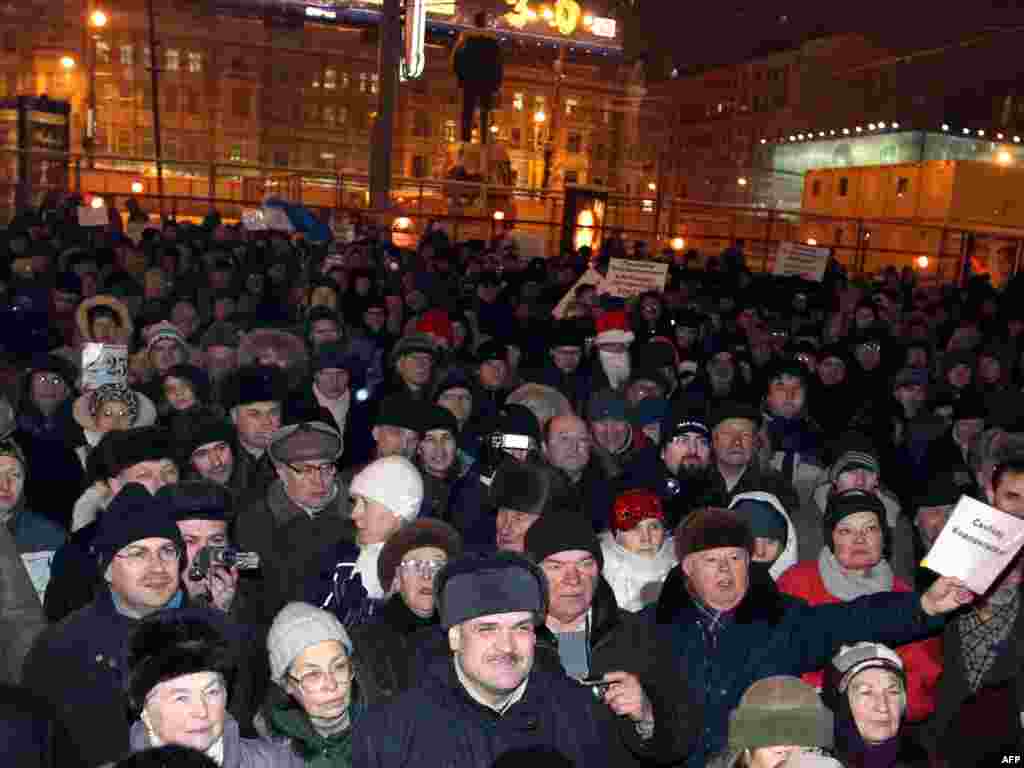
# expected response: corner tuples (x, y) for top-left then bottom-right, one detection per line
(265, 686), (355, 768)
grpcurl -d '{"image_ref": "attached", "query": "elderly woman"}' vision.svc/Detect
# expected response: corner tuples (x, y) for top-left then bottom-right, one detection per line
(707, 676), (835, 768)
(125, 616), (300, 768)
(259, 603), (362, 767)
(599, 489), (677, 612)
(72, 383), (157, 469)
(160, 364), (214, 420)
(823, 643), (923, 768)
(777, 490), (943, 723)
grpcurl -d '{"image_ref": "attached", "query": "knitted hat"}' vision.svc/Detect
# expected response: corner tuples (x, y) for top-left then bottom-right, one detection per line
(268, 421), (343, 465)
(126, 616), (233, 715)
(730, 493), (789, 545)
(594, 310), (634, 345)
(162, 364), (211, 404)
(416, 309), (453, 346)
(390, 333), (437, 367)
(90, 426), (176, 483)
(823, 489), (888, 544)
(435, 552), (548, 629)
(267, 602), (352, 685)
(182, 412), (235, 459)
(350, 456), (424, 522)
(420, 404), (459, 436)
(94, 483), (185, 571)
(675, 507), (754, 562)
(146, 321), (186, 354)
(831, 642), (904, 694)
(476, 339), (508, 365)
(222, 365), (289, 410)
(662, 403), (711, 447)
(611, 489), (664, 533)
(377, 518), (463, 589)
(587, 389), (628, 423)
(374, 395), (427, 433)
(157, 481), (232, 522)
(727, 676), (834, 752)
(710, 401), (763, 431)
(524, 508), (603, 568)
(828, 450), (881, 485)
(629, 397), (668, 429)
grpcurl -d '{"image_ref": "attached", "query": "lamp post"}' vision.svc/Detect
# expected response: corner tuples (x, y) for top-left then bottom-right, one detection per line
(86, 9), (107, 167)
(533, 108), (546, 190)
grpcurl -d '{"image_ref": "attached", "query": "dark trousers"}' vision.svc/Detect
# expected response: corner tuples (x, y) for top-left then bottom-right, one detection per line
(461, 87), (494, 144)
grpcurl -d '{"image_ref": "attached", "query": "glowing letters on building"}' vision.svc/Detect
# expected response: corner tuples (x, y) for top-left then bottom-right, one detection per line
(504, 0), (615, 38)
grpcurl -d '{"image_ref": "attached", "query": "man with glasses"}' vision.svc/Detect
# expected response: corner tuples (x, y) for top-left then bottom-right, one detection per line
(350, 518), (463, 705)
(542, 414), (614, 532)
(235, 421), (350, 625)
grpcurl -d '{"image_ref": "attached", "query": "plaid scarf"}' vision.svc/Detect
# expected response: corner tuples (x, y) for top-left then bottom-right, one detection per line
(956, 591), (1019, 693)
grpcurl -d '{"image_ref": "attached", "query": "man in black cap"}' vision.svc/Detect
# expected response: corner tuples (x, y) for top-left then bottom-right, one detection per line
(922, 392), (988, 494)
(352, 552), (612, 767)
(223, 364), (288, 498)
(179, 411), (237, 490)
(371, 395), (426, 461)
(384, 332), (438, 401)
(522, 321), (591, 415)
(911, 473), (961, 591)
(44, 426), (179, 622)
(524, 511), (701, 767)
(417, 405), (469, 522)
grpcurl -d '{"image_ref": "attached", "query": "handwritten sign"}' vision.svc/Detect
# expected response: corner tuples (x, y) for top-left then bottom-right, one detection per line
(77, 205), (108, 228)
(600, 258), (669, 299)
(81, 343), (128, 391)
(552, 267), (604, 319)
(922, 495), (1024, 594)
(773, 242), (830, 282)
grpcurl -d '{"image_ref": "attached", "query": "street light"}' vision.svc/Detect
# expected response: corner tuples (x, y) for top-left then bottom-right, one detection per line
(997, 150), (1013, 165)
(86, 8), (109, 167)
(90, 10), (108, 27)
(737, 177), (748, 186)
(916, 255), (929, 269)
(60, 56), (76, 70)
(131, 181), (144, 194)
(533, 109), (546, 124)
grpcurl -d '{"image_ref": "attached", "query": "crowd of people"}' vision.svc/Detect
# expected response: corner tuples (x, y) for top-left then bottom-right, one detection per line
(0, 198), (1022, 768)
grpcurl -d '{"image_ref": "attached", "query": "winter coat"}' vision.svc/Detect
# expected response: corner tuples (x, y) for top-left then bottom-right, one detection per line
(233, 447), (278, 502)
(923, 599), (1024, 767)
(536, 578), (702, 768)
(522, 361), (592, 416)
(349, 594), (439, 707)
(0, 684), (67, 768)
(304, 536), (381, 630)
(776, 559), (943, 721)
(654, 574), (946, 767)
(707, 462), (801, 519)
(453, 31), (503, 91)
(42, 520), (102, 623)
(727, 490), (799, 580)
(6, 504), (65, 601)
(797, 482), (917, 586)
(599, 532), (677, 612)
(127, 714), (303, 768)
(284, 382), (375, 471)
(350, 652), (611, 768)
(23, 588), (258, 768)
(234, 479), (353, 626)
(0, 524), (45, 686)
(562, 458), (616, 533)
(256, 685), (355, 768)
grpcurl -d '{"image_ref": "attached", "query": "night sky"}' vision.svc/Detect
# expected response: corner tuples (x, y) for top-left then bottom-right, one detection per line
(633, 0), (1024, 75)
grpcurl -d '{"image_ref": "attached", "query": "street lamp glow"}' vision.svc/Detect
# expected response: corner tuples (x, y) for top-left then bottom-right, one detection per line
(131, 181), (144, 194)
(670, 237), (685, 251)
(393, 216), (412, 231)
(789, 135), (796, 141)
(941, 123), (950, 131)
(60, 56), (75, 70)
(582, 14), (594, 27)
(978, 130), (986, 137)
(533, 109), (546, 124)
(737, 177), (748, 186)
(760, 138), (767, 144)
(1015, 136), (1022, 143)
(891, 122), (900, 129)
(842, 128), (850, 135)
(647, 182), (657, 191)
(490, 124), (499, 133)
(90, 196), (105, 209)
(541, 6), (554, 20)
(493, 210), (505, 221)
(997, 150), (1013, 165)
(90, 10), (108, 27)
(878, 122), (886, 129)
(962, 128), (970, 135)
(868, 123), (876, 130)
(916, 255), (929, 269)
(806, 238), (818, 246)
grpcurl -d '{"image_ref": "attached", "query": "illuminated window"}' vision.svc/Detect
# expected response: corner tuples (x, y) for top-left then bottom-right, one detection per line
(165, 48), (179, 71)
(323, 105), (336, 125)
(513, 92), (524, 111)
(341, 72), (350, 89)
(228, 144), (242, 162)
(120, 44), (134, 65)
(565, 97), (578, 116)
(324, 67), (337, 90)
(187, 52), (202, 73)
(370, 73), (379, 94)
(95, 39), (110, 64)
(359, 73), (368, 93)
(443, 120), (456, 143)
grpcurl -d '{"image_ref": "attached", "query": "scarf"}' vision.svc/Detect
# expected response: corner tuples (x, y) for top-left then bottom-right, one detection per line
(314, 383), (351, 443)
(290, 482), (340, 518)
(354, 542), (385, 599)
(817, 547), (894, 602)
(956, 590), (1020, 693)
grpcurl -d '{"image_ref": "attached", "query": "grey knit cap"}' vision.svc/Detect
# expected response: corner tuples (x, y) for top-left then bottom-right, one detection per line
(267, 602), (353, 685)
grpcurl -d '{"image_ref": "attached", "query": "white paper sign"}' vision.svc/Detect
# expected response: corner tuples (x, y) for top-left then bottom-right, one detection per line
(552, 267), (604, 319)
(81, 343), (129, 391)
(921, 495), (1024, 595)
(241, 209), (268, 231)
(773, 242), (830, 282)
(21, 550), (55, 603)
(77, 205), (109, 227)
(600, 258), (669, 299)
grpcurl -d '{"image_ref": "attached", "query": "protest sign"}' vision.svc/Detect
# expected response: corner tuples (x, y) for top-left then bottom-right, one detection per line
(773, 242), (830, 282)
(921, 495), (1024, 594)
(552, 267), (604, 319)
(241, 209), (268, 231)
(600, 258), (669, 299)
(81, 343), (129, 391)
(77, 205), (108, 227)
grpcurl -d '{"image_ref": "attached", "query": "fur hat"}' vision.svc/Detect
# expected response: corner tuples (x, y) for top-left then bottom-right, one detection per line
(674, 507), (754, 562)
(390, 333), (437, 367)
(162, 364), (210, 404)
(374, 395), (427, 433)
(200, 322), (242, 351)
(727, 676), (834, 752)
(267, 602), (352, 685)
(180, 411), (235, 460)
(350, 456), (423, 522)
(587, 389), (628, 423)
(377, 518), (463, 589)
(222, 365), (289, 411)
(490, 459), (560, 516)
(238, 328), (308, 370)
(73, 385), (157, 432)
(88, 426), (176, 483)
(710, 401), (763, 431)
(416, 309), (454, 346)
(823, 489), (888, 551)
(127, 616), (234, 715)
(435, 552), (548, 629)
(420, 404), (459, 436)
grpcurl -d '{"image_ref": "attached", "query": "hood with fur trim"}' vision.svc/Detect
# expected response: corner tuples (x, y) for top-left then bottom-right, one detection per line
(728, 490), (799, 581)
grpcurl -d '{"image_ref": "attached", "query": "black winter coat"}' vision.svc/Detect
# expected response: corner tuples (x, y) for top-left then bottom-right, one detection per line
(351, 652), (611, 768)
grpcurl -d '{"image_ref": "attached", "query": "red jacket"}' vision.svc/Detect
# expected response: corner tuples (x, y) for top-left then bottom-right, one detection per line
(776, 558), (943, 722)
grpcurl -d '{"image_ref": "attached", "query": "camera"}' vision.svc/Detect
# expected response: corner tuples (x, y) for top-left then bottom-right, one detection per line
(579, 677), (613, 699)
(188, 546), (260, 581)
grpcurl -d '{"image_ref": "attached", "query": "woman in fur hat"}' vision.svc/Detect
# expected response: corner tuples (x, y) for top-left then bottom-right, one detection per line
(123, 616), (301, 768)
(71, 383), (158, 470)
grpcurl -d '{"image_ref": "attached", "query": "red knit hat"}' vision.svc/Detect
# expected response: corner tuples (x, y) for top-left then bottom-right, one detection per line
(611, 489), (664, 533)
(416, 309), (454, 346)
(595, 310), (634, 345)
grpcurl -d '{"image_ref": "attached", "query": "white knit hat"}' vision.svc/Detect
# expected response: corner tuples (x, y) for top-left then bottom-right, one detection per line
(349, 455), (424, 522)
(831, 642), (904, 694)
(267, 602), (352, 684)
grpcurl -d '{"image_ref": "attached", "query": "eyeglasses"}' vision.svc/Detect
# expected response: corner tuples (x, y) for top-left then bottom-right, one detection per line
(287, 462), (338, 481)
(399, 559), (447, 578)
(115, 543), (180, 565)
(288, 658), (351, 694)
(33, 374), (65, 386)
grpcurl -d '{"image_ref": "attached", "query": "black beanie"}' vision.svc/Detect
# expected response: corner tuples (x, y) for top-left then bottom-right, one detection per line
(823, 489), (890, 553)
(524, 508), (604, 568)
(180, 412), (235, 459)
(90, 426), (176, 483)
(420, 404), (459, 435)
(374, 395), (426, 433)
(93, 484), (185, 572)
